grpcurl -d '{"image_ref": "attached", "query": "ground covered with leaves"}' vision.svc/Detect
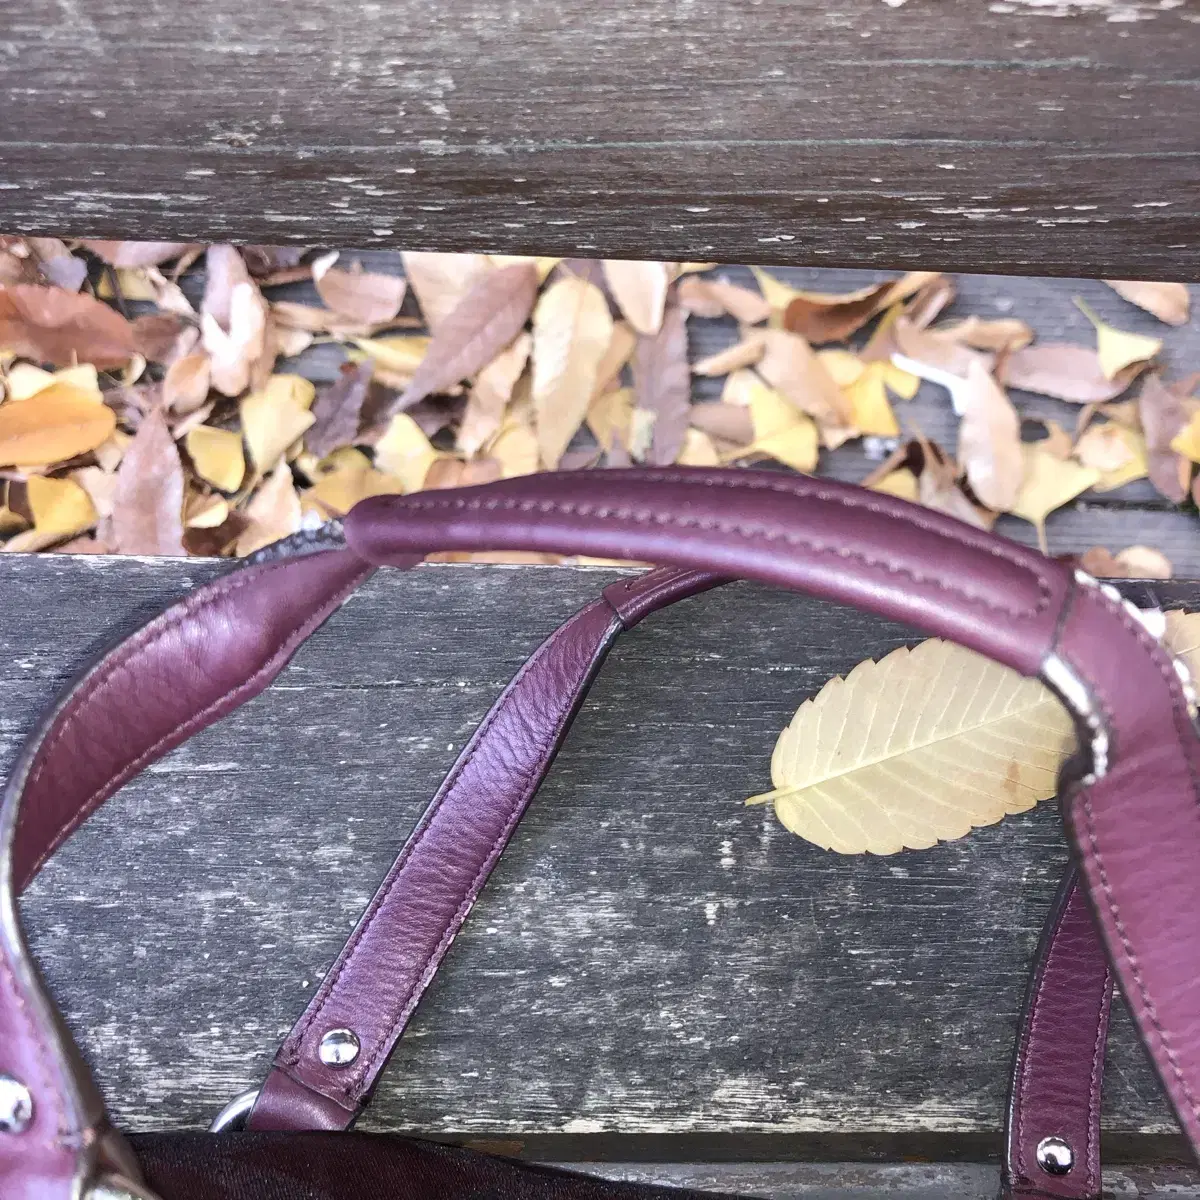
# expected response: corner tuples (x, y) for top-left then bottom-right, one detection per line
(0, 238), (1194, 576)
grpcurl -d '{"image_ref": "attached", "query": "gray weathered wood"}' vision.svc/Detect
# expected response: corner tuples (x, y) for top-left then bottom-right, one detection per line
(2, 1), (1198, 276)
(6, 555), (1198, 1172)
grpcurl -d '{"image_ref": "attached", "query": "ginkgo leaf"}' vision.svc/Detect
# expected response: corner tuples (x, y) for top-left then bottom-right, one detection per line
(0, 383), (116, 466)
(744, 386), (819, 472)
(843, 362), (899, 437)
(1075, 298), (1162, 380)
(532, 275), (613, 467)
(602, 261), (670, 335)
(677, 428), (720, 466)
(693, 334), (767, 377)
(186, 425), (246, 493)
(1171, 411), (1200, 464)
(240, 375), (316, 474)
(1009, 444), (1100, 552)
(956, 358), (1022, 512)
(1075, 424), (1148, 492)
(26, 475), (97, 539)
(374, 412), (440, 491)
(746, 638), (1077, 855)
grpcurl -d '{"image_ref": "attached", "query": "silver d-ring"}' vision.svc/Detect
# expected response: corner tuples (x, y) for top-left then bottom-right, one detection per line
(209, 1088), (260, 1132)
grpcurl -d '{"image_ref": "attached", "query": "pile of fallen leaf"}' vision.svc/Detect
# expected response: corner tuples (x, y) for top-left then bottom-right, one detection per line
(0, 238), (1192, 573)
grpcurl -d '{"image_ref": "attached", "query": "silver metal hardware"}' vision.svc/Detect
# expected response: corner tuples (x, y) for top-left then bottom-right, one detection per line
(0, 1074), (32, 1134)
(1040, 652), (1109, 783)
(319, 1027), (361, 1067)
(86, 1174), (163, 1200)
(1035, 1135), (1074, 1176)
(209, 1087), (260, 1132)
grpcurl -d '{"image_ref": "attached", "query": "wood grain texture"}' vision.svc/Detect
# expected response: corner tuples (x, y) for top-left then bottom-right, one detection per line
(6, 555), (1199, 1167)
(1, 1), (1198, 276)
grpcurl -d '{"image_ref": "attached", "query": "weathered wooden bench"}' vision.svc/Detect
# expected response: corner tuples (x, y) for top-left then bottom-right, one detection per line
(5, 0), (1200, 1194)
(9, 556), (1200, 1199)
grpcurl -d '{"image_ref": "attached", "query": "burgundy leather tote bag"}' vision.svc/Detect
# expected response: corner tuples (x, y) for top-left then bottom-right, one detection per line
(2, 467), (1198, 1200)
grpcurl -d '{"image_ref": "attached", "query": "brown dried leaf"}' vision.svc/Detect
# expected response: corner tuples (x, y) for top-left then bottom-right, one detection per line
(110, 407), (185, 555)
(678, 276), (772, 325)
(532, 275), (614, 467)
(1003, 344), (1146, 404)
(458, 332), (531, 456)
(633, 304), (690, 465)
(132, 313), (197, 365)
(592, 321), (638, 400)
(782, 272), (937, 343)
(235, 462), (302, 556)
(693, 333), (767, 377)
(935, 316), (1034, 353)
(689, 402), (754, 446)
(84, 241), (198, 269)
(1139, 373), (1194, 503)
(402, 251), (492, 332)
(957, 359), (1023, 512)
(201, 248), (271, 397)
(400, 262), (539, 411)
(313, 254), (407, 325)
(1114, 545), (1173, 578)
(603, 261), (670, 335)
(163, 353), (212, 415)
(307, 361), (376, 459)
(0, 284), (135, 368)
(0, 384), (117, 466)
(893, 315), (985, 379)
(1104, 280), (1190, 326)
(756, 330), (851, 427)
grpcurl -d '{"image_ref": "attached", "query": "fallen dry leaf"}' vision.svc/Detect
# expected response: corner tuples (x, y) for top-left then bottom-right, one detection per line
(84, 241), (197, 269)
(488, 416), (541, 478)
(133, 313), (197, 365)
(27, 239), (87, 292)
(241, 374), (316, 475)
(374, 413), (441, 491)
(756, 330), (851, 429)
(0, 383), (116, 466)
(633, 303), (690, 465)
(1104, 280), (1190, 327)
(163, 353), (212, 415)
(781, 272), (937, 343)
(843, 362), (899, 438)
(743, 384), (819, 473)
(1076, 424), (1148, 492)
(677, 428), (721, 466)
(400, 262), (538, 411)
(1076, 298), (1162, 380)
(935, 315), (1034, 353)
(1139, 373), (1194, 502)
(693, 334), (767, 377)
(26, 475), (96, 540)
(688, 401), (754, 447)
(0, 284), (135, 368)
(307, 361), (376, 459)
(110, 407), (185, 555)
(201, 247), (270, 397)
(678, 276), (772, 326)
(892, 316), (984, 380)
(402, 251), (492, 332)
(956, 359), (1022, 512)
(458, 332), (531, 457)
(587, 387), (634, 454)
(186, 425), (246, 493)
(591, 321), (638, 399)
(235, 461), (302, 555)
(313, 253), (407, 326)
(603, 261), (670, 335)
(532, 274), (614, 467)
(1002, 344), (1146, 403)
(1083, 544), (1173, 579)
(747, 637), (1072, 853)
(1010, 444), (1100, 552)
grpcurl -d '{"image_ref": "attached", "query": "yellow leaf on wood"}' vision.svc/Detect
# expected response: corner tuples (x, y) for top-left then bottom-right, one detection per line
(374, 413), (440, 491)
(843, 363), (899, 437)
(7, 363), (100, 402)
(1104, 280), (1190, 326)
(747, 387), (819, 472)
(27, 474), (97, 538)
(1009, 444), (1100, 552)
(0, 384), (117, 467)
(531, 276), (613, 467)
(234, 462), (302, 556)
(1075, 424), (1148, 492)
(587, 387), (634, 453)
(746, 638), (1075, 854)
(1076, 298), (1162, 380)
(240, 376), (316, 474)
(1171, 411), (1200, 464)
(677, 428), (721, 466)
(816, 349), (865, 388)
(351, 336), (432, 382)
(488, 418), (541, 478)
(186, 425), (246, 493)
(184, 493), (231, 529)
(870, 469), (919, 502)
(304, 461), (406, 517)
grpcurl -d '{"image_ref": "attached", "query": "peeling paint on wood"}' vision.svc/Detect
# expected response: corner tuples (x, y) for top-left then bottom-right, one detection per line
(1, 0), (1197, 275)
(8, 557), (1199, 1161)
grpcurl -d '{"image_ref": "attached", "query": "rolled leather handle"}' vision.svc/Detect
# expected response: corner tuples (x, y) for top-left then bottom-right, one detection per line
(342, 468), (1200, 1154)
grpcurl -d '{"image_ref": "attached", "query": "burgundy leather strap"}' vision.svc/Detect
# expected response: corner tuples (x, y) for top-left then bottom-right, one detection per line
(342, 468), (1200, 1150)
(1003, 869), (1113, 1200)
(0, 550), (374, 1200)
(247, 566), (723, 1131)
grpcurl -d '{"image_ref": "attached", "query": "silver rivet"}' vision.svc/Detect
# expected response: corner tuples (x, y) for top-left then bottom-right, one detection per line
(0, 1075), (33, 1134)
(318, 1028), (360, 1067)
(1036, 1135), (1074, 1176)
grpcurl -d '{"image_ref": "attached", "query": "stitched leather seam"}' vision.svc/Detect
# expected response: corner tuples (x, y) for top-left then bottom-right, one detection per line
(282, 602), (618, 1098)
(606, 567), (695, 628)
(1071, 585), (1200, 1124)
(1012, 909), (1047, 1188)
(340, 611), (618, 1097)
(1086, 967), (1111, 1195)
(389, 493), (1053, 620)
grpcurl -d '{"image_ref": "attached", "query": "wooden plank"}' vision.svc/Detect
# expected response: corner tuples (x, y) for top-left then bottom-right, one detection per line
(2, 1), (1198, 276)
(7, 555), (1198, 1161)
